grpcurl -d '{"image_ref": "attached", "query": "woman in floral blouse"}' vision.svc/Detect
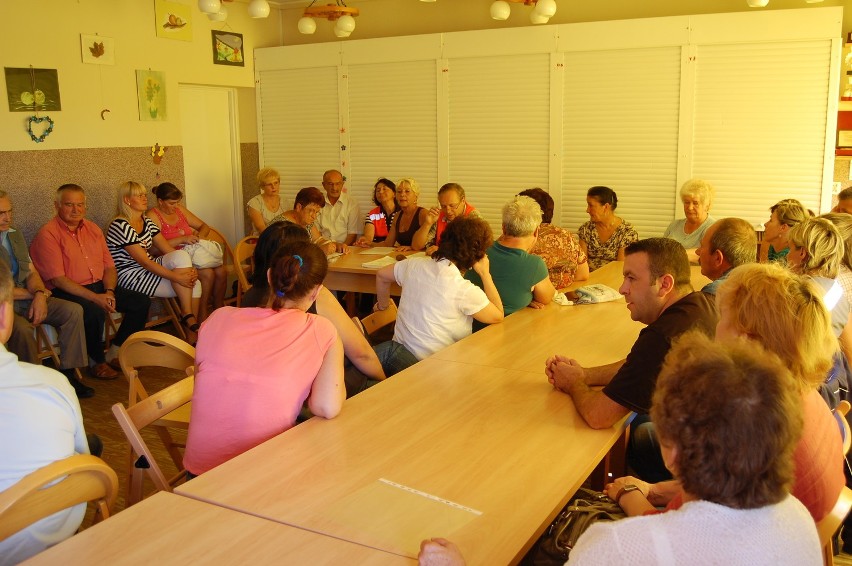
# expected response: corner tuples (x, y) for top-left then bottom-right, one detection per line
(578, 186), (639, 271)
(519, 188), (589, 289)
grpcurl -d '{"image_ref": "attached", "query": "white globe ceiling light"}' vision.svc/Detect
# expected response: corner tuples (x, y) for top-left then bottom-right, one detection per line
(534, 0), (557, 18)
(208, 6), (227, 21)
(490, 1), (511, 20)
(298, 16), (317, 34)
(248, 0), (271, 18)
(198, 0), (221, 14)
(746, 0), (769, 6)
(530, 11), (548, 24)
(300, 1), (360, 39)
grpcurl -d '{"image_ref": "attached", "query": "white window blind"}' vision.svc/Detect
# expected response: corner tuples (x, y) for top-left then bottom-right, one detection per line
(257, 67), (340, 207)
(347, 60), (438, 217)
(561, 47), (681, 238)
(447, 54), (551, 231)
(692, 41), (832, 227)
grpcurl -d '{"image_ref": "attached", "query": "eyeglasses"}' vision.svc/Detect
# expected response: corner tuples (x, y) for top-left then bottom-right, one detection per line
(440, 199), (464, 212)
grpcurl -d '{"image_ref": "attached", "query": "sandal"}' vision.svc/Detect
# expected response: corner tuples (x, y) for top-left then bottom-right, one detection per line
(180, 313), (200, 333)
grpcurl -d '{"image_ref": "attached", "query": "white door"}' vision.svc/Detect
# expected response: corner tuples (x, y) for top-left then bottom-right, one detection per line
(178, 85), (243, 244)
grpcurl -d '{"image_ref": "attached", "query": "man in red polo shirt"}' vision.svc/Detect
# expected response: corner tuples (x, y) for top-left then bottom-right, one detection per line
(30, 184), (151, 378)
(415, 183), (481, 255)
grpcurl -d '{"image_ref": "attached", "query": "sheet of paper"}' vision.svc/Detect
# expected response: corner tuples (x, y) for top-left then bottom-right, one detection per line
(359, 247), (396, 255)
(361, 255), (398, 268)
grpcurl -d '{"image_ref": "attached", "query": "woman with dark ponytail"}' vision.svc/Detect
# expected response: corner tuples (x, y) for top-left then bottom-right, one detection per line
(183, 241), (345, 476)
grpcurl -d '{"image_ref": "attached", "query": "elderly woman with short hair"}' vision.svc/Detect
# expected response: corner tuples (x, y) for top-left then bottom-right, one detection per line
(519, 188), (589, 289)
(272, 187), (338, 255)
(663, 179), (716, 262)
(247, 167), (287, 235)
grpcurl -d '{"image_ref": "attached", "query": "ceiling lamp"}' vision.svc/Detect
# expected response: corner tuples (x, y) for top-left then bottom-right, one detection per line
(490, 0), (557, 24)
(248, 0), (271, 18)
(198, 0), (221, 14)
(746, 0), (769, 5)
(208, 6), (227, 21)
(299, 1), (360, 38)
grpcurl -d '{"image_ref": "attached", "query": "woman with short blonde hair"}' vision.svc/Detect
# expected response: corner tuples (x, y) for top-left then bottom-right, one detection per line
(379, 177), (431, 250)
(247, 167), (287, 235)
(663, 179), (716, 259)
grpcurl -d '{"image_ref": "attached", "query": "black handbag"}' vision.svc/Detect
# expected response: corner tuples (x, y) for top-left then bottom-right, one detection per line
(525, 488), (627, 566)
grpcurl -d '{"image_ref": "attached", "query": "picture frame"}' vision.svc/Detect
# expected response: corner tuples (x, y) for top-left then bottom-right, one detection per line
(212, 30), (245, 67)
(136, 69), (167, 121)
(4, 67), (61, 112)
(155, 0), (193, 42)
(81, 34), (115, 65)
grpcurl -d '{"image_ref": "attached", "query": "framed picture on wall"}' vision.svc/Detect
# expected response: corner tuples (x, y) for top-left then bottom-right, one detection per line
(4, 67), (61, 112)
(81, 34), (115, 65)
(136, 69), (167, 121)
(155, 0), (192, 42)
(212, 31), (244, 67)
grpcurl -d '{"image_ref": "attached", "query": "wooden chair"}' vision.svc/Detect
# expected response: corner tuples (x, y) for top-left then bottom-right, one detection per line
(118, 330), (195, 408)
(817, 486), (852, 566)
(35, 324), (84, 381)
(112, 374), (195, 506)
(357, 300), (398, 336)
(143, 297), (188, 341)
(0, 454), (117, 542)
(234, 235), (258, 306)
(206, 226), (238, 307)
(835, 400), (851, 456)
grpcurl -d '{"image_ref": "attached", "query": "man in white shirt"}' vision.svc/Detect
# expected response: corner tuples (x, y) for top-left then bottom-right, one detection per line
(316, 169), (360, 248)
(0, 261), (90, 565)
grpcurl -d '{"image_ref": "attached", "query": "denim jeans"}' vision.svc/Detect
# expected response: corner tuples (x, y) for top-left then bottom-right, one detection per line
(374, 340), (419, 377)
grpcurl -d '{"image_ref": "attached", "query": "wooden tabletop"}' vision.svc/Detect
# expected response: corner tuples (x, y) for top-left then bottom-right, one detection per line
(175, 357), (627, 564)
(24, 492), (412, 565)
(325, 248), (404, 294)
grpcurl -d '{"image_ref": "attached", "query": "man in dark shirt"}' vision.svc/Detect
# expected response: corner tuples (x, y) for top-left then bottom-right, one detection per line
(546, 238), (718, 479)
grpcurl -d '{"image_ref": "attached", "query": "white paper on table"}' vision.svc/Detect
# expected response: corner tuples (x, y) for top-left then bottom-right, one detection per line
(361, 255), (398, 268)
(358, 247), (396, 255)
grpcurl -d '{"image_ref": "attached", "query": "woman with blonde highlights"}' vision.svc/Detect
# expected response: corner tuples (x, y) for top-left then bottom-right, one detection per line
(761, 198), (811, 263)
(106, 181), (201, 338)
(822, 212), (852, 299)
(379, 177), (431, 250)
(606, 263), (843, 525)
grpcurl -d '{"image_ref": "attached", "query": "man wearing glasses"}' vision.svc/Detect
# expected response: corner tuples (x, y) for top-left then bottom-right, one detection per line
(316, 169), (360, 249)
(417, 183), (481, 255)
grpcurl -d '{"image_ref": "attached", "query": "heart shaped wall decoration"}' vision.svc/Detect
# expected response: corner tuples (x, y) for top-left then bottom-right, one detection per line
(27, 115), (54, 143)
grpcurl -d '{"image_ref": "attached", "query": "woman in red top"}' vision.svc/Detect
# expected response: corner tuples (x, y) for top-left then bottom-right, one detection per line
(146, 182), (226, 322)
(355, 178), (398, 246)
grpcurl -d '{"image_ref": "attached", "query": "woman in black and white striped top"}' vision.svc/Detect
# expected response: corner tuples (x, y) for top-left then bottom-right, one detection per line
(106, 181), (202, 336)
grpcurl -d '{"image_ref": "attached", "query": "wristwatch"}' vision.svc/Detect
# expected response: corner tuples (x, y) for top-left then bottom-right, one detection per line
(34, 288), (51, 298)
(614, 484), (641, 505)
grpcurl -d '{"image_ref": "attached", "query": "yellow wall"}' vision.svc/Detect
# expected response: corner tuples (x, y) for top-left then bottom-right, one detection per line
(0, 0), (282, 151)
(276, 0), (851, 45)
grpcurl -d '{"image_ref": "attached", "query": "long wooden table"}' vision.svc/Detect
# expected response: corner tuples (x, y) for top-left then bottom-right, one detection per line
(24, 492), (412, 565)
(176, 358), (628, 564)
(325, 248), (402, 294)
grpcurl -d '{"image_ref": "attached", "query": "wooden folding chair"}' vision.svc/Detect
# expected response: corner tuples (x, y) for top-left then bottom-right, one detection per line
(35, 324), (84, 381)
(112, 374), (195, 506)
(817, 486), (852, 566)
(0, 454), (117, 541)
(357, 300), (398, 337)
(234, 235), (258, 306)
(143, 297), (188, 341)
(118, 330), (195, 407)
(206, 226), (238, 307)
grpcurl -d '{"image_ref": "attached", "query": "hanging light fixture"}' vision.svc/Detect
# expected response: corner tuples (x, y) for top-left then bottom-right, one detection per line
(208, 6), (228, 21)
(746, 0), (769, 6)
(248, 0), (271, 18)
(198, 0), (222, 14)
(299, 1), (360, 38)
(489, 0), (557, 24)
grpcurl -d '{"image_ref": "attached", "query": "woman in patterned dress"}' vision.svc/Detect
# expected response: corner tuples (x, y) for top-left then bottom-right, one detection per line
(577, 186), (639, 271)
(106, 181), (201, 337)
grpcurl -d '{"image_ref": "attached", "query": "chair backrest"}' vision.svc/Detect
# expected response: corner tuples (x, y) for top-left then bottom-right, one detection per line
(0, 454), (117, 541)
(817, 486), (852, 565)
(206, 226), (238, 306)
(234, 236), (258, 305)
(359, 301), (398, 336)
(119, 330), (195, 407)
(112, 374), (195, 506)
(835, 400), (851, 455)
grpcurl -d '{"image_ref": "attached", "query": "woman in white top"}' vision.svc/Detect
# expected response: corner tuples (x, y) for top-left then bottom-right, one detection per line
(374, 216), (504, 376)
(663, 179), (716, 262)
(246, 167), (287, 235)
